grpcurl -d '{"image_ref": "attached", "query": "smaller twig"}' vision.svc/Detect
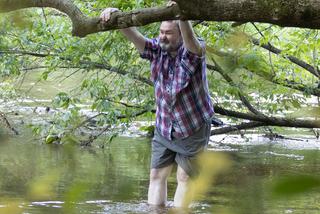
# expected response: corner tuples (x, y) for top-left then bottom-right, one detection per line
(312, 129), (320, 139)
(262, 132), (305, 141)
(0, 112), (19, 135)
(80, 125), (111, 146)
(209, 57), (266, 116)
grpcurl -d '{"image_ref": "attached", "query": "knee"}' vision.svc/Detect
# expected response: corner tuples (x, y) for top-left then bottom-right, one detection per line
(150, 169), (165, 182)
(177, 169), (189, 183)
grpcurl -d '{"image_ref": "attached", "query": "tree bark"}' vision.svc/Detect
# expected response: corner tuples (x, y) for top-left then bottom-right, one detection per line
(214, 106), (320, 128)
(210, 121), (266, 135)
(1, 0), (320, 37)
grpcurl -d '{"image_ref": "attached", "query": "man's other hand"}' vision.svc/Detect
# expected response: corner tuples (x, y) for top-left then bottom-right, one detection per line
(100, 8), (120, 24)
(167, 1), (177, 7)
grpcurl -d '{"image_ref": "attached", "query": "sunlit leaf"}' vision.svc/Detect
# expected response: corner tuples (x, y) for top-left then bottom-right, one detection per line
(182, 152), (232, 207)
(0, 199), (22, 214)
(290, 107), (320, 119)
(27, 170), (60, 200)
(63, 182), (90, 214)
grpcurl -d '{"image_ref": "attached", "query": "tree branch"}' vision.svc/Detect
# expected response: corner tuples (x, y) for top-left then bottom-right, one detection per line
(0, 49), (153, 85)
(0, 112), (19, 135)
(9, 48), (319, 98)
(0, 0), (88, 36)
(251, 37), (320, 78)
(210, 121), (266, 135)
(2, 0), (320, 37)
(208, 58), (266, 116)
(206, 48), (320, 97)
(214, 105), (320, 128)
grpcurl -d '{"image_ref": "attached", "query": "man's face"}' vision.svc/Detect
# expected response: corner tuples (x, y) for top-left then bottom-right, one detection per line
(159, 21), (181, 52)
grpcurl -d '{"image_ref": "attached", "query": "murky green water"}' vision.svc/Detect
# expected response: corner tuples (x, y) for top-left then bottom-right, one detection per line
(0, 132), (319, 214)
(1, 71), (320, 213)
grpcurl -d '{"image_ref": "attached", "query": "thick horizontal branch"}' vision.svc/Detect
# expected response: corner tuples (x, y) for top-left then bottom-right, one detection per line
(214, 106), (320, 128)
(2, 0), (320, 37)
(0, 0), (180, 37)
(210, 121), (266, 135)
(0, 0), (88, 36)
(174, 0), (320, 29)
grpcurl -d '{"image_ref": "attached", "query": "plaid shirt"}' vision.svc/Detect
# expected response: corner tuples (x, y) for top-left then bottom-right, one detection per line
(140, 37), (214, 140)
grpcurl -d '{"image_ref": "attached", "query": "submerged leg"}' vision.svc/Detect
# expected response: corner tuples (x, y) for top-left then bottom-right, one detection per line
(148, 164), (173, 206)
(174, 165), (189, 207)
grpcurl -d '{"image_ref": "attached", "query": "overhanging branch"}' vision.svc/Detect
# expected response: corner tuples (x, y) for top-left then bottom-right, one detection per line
(1, 0), (320, 37)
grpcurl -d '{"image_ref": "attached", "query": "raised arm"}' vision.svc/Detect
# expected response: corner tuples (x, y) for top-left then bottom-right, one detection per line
(179, 20), (203, 56)
(100, 8), (146, 54)
(166, 1), (203, 56)
(119, 27), (146, 54)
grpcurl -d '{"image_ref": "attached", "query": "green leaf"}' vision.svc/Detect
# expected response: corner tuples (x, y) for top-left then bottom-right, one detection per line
(45, 134), (59, 144)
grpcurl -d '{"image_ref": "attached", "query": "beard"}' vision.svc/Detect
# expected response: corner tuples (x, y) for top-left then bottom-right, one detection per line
(159, 40), (180, 52)
(159, 42), (172, 52)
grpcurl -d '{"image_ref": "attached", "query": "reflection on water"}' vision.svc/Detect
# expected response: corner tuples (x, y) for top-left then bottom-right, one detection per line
(0, 133), (320, 213)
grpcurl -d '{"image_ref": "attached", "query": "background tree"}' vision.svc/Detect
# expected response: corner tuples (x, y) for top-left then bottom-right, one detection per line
(0, 0), (319, 145)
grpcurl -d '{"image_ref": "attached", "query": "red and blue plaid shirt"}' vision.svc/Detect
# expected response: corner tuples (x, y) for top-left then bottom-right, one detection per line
(140, 37), (214, 140)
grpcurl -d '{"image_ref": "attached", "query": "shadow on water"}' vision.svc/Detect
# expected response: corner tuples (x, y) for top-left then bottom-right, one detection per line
(0, 131), (320, 213)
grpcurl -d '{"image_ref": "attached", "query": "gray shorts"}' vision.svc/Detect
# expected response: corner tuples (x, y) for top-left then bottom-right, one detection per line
(151, 121), (211, 177)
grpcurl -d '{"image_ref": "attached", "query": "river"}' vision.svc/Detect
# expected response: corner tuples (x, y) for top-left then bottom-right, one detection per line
(0, 71), (319, 213)
(0, 128), (319, 213)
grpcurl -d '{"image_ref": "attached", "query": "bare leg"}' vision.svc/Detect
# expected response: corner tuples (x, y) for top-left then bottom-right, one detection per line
(174, 165), (190, 207)
(148, 164), (173, 206)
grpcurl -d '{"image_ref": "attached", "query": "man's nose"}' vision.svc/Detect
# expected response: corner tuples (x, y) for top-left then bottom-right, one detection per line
(160, 34), (166, 40)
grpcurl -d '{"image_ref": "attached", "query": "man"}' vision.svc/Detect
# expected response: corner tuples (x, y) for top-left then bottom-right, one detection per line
(100, 1), (214, 207)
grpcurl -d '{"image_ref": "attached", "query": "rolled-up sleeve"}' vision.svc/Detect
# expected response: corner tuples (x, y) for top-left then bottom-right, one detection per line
(181, 39), (205, 75)
(140, 38), (160, 61)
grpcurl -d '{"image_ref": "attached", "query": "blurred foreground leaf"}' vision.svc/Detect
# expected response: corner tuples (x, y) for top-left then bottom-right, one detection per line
(8, 11), (33, 29)
(0, 199), (22, 214)
(182, 152), (232, 207)
(27, 170), (60, 201)
(63, 182), (90, 214)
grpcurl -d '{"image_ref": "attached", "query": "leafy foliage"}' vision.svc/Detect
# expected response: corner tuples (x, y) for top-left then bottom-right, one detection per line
(0, 0), (319, 144)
